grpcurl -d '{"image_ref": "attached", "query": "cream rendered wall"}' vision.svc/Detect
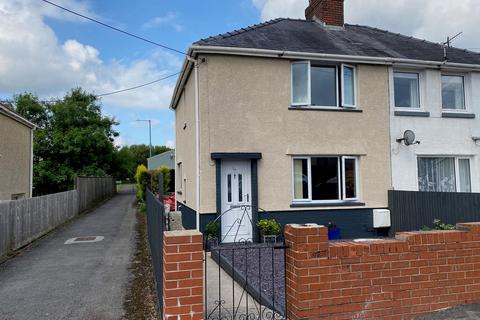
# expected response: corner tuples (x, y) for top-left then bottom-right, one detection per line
(0, 114), (32, 200)
(390, 68), (480, 192)
(197, 54), (392, 214)
(175, 70), (197, 209)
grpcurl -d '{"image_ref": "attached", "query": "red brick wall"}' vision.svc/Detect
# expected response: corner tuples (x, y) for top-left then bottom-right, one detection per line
(305, 0), (344, 26)
(163, 230), (204, 320)
(285, 223), (480, 319)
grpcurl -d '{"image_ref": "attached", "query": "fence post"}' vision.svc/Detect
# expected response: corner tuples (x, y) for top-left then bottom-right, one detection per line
(158, 172), (164, 199)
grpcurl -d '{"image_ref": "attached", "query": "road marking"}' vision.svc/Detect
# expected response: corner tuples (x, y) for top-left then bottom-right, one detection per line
(64, 236), (104, 244)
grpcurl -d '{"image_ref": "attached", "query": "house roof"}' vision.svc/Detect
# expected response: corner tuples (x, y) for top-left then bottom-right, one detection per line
(194, 18), (480, 65)
(0, 103), (35, 129)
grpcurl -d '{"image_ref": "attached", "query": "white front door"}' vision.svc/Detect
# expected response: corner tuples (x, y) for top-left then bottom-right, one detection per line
(221, 160), (252, 243)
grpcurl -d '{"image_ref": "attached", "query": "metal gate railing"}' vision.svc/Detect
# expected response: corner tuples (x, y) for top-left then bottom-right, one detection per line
(146, 187), (169, 317)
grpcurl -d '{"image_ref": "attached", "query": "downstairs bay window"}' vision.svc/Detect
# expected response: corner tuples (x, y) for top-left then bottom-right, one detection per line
(293, 156), (359, 203)
(417, 157), (471, 192)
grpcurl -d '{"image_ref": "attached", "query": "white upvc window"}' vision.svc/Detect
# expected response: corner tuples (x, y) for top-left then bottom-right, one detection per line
(341, 64), (357, 108)
(442, 74), (466, 110)
(292, 156), (359, 203)
(394, 71), (420, 108)
(291, 61), (356, 109)
(417, 157), (472, 193)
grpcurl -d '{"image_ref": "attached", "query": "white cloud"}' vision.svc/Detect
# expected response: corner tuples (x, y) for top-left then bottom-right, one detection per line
(165, 140), (175, 149)
(252, 0), (480, 50)
(142, 12), (183, 32)
(0, 0), (182, 109)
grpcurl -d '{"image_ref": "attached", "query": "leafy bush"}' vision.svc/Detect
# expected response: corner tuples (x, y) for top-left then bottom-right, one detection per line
(205, 221), (220, 240)
(421, 219), (455, 231)
(257, 219), (281, 236)
(134, 164), (149, 201)
(151, 166), (171, 194)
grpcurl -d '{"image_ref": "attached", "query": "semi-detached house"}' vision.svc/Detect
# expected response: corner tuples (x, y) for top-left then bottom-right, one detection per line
(171, 0), (480, 241)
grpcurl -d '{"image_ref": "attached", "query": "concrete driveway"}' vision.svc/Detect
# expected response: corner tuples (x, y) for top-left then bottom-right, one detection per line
(0, 189), (136, 320)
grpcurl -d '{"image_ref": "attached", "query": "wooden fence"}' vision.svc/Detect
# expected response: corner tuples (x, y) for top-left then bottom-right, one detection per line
(0, 176), (115, 259)
(388, 190), (480, 235)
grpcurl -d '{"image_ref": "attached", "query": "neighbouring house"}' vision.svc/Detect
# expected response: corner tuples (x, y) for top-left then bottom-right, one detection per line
(147, 149), (175, 171)
(0, 103), (35, 200)
(171, 0), (480, 241)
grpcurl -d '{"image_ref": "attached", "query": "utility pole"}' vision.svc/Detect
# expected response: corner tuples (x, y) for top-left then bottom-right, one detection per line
(136, 119), (152, 158)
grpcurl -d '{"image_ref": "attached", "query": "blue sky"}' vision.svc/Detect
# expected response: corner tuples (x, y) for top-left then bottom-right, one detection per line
(1, 0), (479, 148)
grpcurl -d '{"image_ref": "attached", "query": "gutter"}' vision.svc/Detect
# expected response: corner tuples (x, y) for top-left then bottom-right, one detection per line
(170, 45), (480, 109)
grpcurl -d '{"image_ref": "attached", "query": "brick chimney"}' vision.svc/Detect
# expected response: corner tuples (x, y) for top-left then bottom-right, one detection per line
(305, 0), (344, 27)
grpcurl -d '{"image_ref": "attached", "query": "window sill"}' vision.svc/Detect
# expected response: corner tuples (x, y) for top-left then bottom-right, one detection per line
(289, 106), (362, 113)
(290, 201), (366, 208)
(394, 110), (430, 117)
(442, 112), (476, 119)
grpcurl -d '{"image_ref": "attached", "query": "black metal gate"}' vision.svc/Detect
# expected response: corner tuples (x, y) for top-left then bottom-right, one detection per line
(203, 206), (287, 320)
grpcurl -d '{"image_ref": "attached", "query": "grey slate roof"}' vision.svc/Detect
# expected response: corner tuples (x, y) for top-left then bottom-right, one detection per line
(195, 18), (480, 65)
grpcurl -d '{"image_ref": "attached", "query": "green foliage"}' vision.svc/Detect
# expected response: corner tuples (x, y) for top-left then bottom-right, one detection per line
(205, 221), (220, 239)
(14, 89), (118, 195)
(257, 219), (281, 236)
(134, 164), (149, 201)
(421, 219), (456, 231)
(151, 166), (171, 194)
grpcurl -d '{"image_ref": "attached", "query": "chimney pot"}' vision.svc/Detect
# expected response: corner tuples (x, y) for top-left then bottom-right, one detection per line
(305, 0), (344, 27)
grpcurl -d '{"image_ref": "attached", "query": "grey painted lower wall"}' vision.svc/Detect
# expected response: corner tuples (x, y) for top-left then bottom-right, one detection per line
(178, 202), (381, 239)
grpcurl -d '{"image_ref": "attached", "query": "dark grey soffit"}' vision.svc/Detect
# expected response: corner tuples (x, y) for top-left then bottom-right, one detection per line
(211, 153), (262, 160)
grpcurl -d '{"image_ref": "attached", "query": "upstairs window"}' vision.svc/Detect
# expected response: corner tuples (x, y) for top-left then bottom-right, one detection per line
(394, 72), (420, 108)
(291, 62), (356, 108)
(442, 75), (465, 110)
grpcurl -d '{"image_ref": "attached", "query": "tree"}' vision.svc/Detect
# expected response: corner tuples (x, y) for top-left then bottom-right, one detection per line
(115, 144), (172, 181)
(15, 88), (119, 195)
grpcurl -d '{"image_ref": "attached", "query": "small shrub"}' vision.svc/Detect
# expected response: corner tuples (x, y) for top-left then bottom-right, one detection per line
(257, 219), (281, 236)
(151, 166), (171, 194)
(134, 164), (150, 202)
(205, 221), (220, 240)
(421, 218), (455, 231)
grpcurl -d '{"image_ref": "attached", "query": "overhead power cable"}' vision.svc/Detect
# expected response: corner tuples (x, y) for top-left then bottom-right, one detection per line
(39, 0), (188, 56)
(96, 72), (182, 97)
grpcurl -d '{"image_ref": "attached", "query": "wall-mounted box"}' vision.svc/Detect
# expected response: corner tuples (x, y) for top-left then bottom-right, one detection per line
(373, 209), (391, 228)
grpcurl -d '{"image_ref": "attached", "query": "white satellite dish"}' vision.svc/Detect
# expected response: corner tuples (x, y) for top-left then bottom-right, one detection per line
(397, 130), (419, 146)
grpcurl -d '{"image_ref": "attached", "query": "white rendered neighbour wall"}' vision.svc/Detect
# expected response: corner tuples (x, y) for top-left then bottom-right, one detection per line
(390, 68), (480, 192)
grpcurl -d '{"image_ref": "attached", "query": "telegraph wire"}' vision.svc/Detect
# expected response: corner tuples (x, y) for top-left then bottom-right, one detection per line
(39, 0), (188, 56)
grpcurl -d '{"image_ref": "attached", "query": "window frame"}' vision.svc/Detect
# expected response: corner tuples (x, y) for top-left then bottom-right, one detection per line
(341, 64), (357, 108)
(342, 156), (360, 201)
(291, 61), (356, 109)
(291, 61), (311, 106)
(292, 156), (360, 204)
(416, 156), (472, 193)
(393, 71), (421, 109)
(441, 73), (467, 111)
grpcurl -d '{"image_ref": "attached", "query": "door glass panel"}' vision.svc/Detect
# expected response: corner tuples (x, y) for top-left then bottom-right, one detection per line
(238, 174), (243, 202)
(458, 159), (471, 192)
(227, 174), (232, 202)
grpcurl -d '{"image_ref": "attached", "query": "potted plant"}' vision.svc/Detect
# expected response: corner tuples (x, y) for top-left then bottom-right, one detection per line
(205, 220), (220, 249)
(257, 219), (281, 243)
